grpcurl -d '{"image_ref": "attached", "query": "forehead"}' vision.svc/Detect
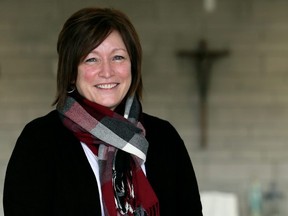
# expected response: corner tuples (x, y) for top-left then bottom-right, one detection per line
(97, 30), (126, 48)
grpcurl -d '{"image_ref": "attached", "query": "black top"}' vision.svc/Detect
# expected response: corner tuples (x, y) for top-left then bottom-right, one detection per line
(3, 110), (202, 216)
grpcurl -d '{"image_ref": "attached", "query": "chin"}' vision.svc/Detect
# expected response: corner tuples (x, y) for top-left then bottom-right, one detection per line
(100, 102), (118, 110)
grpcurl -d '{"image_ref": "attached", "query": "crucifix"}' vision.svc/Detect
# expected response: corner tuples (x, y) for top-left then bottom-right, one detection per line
(177, 39), (229, 148)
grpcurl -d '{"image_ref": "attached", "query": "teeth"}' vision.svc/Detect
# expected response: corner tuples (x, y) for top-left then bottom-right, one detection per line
(96, 83), (117, 89)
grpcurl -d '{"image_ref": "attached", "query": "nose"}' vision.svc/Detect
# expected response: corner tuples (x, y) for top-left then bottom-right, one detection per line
(99, 60), (114, 78)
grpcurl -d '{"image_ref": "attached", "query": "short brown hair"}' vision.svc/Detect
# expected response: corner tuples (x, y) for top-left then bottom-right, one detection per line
(53, 7), (143, 108)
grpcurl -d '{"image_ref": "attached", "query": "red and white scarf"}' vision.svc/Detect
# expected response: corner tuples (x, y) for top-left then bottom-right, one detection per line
(57, 92), (160, 216)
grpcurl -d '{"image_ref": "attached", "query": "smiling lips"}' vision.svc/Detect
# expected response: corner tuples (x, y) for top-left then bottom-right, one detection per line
(96, 83), (118, 89)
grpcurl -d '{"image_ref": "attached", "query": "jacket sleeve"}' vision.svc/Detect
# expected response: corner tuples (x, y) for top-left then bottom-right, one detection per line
(144, 115), (203, 216)
(3, 122), (55, 216)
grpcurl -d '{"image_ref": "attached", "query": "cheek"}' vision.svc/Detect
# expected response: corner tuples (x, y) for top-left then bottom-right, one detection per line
(120, 65), (132, 82)
(83, 73), (95, 83)
(77, 68), (95, 85)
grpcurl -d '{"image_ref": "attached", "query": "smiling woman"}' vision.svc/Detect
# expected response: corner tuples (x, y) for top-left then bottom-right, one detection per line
(76, 31), (132, 110)
(3, 7), (203, 216)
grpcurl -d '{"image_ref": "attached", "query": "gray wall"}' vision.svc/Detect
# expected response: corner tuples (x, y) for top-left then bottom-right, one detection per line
(1, 0), (288, 215)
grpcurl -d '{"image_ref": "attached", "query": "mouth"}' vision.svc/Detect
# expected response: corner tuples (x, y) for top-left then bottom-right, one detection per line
(95, 83), (118, 89)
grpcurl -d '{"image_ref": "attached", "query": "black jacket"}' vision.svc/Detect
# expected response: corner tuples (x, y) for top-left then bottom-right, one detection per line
(3, 110), (202, 216)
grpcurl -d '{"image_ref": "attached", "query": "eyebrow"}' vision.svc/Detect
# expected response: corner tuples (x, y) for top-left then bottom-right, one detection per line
(113, 48), (128, 52)
(89, 48), (128, 54)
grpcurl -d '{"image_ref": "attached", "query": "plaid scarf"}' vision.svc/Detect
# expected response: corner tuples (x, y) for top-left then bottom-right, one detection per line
(57, 93), (159, 216)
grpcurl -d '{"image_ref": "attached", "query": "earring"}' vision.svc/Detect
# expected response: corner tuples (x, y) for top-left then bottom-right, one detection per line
(67, 86), (75, 94)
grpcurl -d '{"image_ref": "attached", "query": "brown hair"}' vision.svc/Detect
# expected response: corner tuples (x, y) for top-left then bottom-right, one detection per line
(53, 7), (143, 108)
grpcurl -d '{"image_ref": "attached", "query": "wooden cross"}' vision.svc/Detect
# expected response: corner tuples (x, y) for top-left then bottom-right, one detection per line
(177, 39), (229, 148)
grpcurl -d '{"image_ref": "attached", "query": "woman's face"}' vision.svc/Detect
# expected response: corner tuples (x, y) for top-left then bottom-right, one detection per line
(76, 30), (132, 110)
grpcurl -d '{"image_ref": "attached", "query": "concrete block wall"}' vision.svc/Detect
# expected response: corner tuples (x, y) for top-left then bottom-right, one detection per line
(1, 0), (288, 215)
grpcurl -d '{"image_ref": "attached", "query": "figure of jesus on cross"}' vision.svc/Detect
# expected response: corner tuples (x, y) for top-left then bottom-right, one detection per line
(177, 39), (229, 148)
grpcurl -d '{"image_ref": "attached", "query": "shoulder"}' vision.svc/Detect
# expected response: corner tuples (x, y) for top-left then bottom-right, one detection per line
(21, 110), (63, 137)
(8, 110), (76, 171)
(141, 112), (181, 141)
(141, 113), (176, 132)
(15, 110), (67, 152)
(24, 110), (61, 130)
(141, 112), (185, 157)
(5, 110), (64, 181)
(141, 112), (191, 166)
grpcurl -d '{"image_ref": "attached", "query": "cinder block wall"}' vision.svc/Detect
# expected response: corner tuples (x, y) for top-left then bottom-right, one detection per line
(1, 0), (288, 215)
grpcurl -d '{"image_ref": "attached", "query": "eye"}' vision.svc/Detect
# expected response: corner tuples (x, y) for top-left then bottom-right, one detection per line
(85, 58), (98, 63)
(113, 55), (125, 61)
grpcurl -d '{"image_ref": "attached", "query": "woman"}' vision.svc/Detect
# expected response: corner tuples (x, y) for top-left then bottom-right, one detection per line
(3, 7), (203, 216)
